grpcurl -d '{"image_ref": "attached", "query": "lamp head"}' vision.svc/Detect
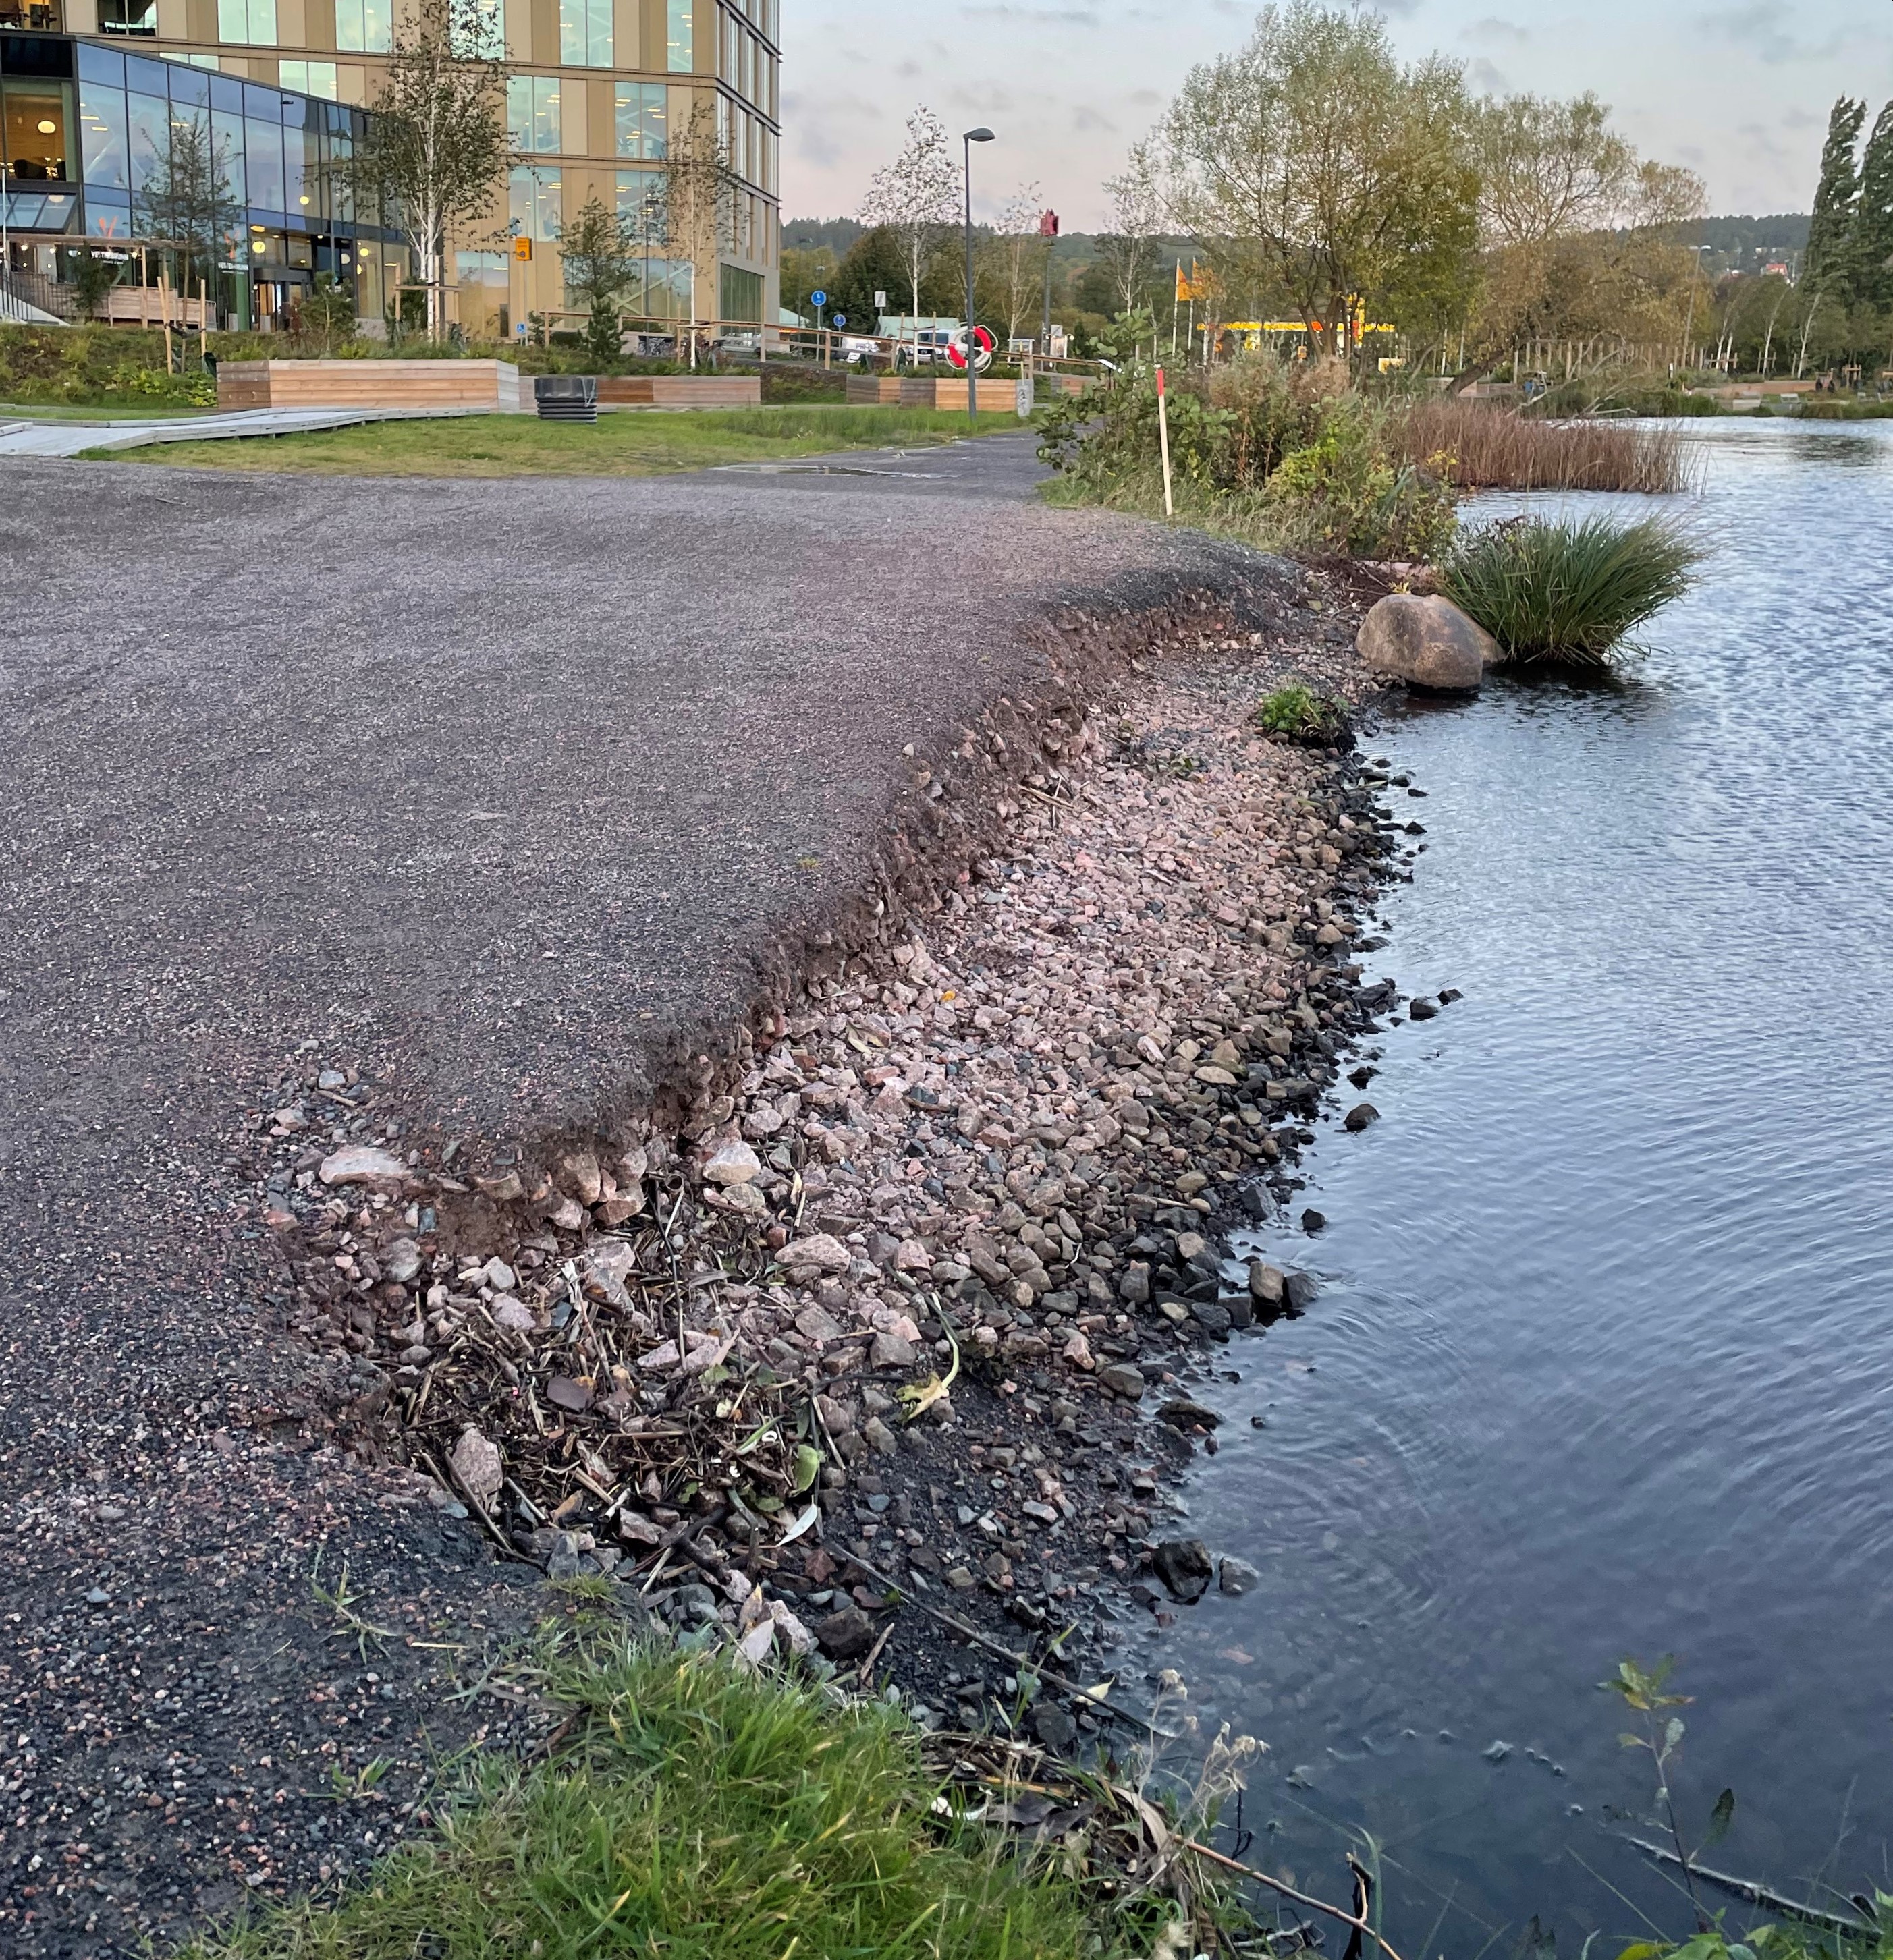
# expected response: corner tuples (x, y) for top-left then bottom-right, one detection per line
(964, 127), (995, 143)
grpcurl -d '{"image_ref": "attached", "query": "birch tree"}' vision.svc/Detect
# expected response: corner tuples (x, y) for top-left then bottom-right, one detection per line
(859, 106), (958, 354)
(657, 94), (741, 366)
(1098, 143), (1165, 318)
(348, 0), (510, 340)
(985, 184), (1049, 346)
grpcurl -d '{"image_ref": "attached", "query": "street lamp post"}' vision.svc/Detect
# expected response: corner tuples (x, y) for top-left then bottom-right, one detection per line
(962, 126), (993, 424)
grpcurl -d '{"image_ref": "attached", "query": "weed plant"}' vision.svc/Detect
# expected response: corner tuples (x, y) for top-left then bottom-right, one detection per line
(1257, 684), (1350, 744)
(1439, 514), (1705, 665)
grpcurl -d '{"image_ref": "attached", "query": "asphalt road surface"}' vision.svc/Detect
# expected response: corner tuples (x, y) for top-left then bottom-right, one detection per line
(0, 432), (1257, 1954)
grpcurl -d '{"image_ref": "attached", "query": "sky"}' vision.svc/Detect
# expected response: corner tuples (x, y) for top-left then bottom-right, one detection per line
(779, 0), (1893, 229)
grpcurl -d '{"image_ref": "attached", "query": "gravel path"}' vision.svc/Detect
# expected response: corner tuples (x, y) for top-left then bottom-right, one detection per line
(0, 434), (1265, 1954)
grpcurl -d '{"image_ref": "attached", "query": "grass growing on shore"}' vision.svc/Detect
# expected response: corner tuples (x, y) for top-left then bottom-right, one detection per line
(1439, 515), (1705, 665)
(182, 1627), (1163, 1960)
(97, 403), (1025, 476)
(1388, 399), (1692, 493)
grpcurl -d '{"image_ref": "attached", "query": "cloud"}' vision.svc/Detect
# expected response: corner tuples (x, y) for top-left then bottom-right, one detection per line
(1468, 57), (1510, 94)
(1072, 103), (1117, 132)
(1462, 15), (1529, 45)
(1693, 2), (1848, 63)
(962, 5), (1099, 19)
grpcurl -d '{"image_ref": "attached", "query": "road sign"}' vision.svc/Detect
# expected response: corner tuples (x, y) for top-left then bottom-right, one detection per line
(809, 288), (826, 307)
(874, 289), (887, 308)
(833, 313), (846, 327)
(512, 237), (532, 261)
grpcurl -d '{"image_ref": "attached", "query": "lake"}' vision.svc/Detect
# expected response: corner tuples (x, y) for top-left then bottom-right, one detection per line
(1124, 420), (1893, 1953)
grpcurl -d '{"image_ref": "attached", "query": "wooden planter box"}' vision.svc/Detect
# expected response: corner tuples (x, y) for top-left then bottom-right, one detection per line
(595, 375), (760, 408)
(846, 374), (941, 405)
(215, 359), (528, 414)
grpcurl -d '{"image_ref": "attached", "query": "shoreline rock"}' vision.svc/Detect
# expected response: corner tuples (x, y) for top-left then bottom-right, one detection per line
(254, 576), (1412, 1731)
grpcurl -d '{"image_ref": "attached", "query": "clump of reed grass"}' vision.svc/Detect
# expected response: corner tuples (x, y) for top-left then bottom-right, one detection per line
(1388, 399), (1691, 494)
(1438, 514), (1705, 666)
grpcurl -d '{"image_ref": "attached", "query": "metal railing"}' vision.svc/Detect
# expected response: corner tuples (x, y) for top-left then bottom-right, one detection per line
(0, 266), (70, 325)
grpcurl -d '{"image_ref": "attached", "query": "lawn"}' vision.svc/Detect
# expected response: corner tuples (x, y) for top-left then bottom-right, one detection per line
(99, 403), (1031, 476)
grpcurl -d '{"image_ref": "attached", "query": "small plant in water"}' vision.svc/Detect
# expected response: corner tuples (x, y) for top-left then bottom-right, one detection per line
(1605, 1656), (1734, 1932)
(1257, 684), (1349, 745)
(1439, 515), (1705, 667)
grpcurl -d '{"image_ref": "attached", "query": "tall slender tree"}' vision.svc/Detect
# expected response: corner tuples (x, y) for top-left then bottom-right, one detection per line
(1850, 100), (1893, 310)
(346, 0), (511, 341)
(858, 106), (959, 356)
(1803, 96), (1865, 298)
(655, 94), (740, 366)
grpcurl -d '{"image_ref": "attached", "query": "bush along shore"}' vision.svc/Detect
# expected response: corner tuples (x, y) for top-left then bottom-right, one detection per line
(240, 576), (1422, 1768)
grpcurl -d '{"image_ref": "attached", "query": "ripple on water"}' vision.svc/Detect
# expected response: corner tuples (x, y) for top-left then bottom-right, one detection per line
(1128, 422), (1893, 1950)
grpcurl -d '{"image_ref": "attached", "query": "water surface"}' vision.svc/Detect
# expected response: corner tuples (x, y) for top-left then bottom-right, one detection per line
(1128, 422), (1893, 1952)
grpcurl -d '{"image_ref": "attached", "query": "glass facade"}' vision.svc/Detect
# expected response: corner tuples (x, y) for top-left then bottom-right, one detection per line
(558, 0), (608, 67)
(332, 0), (389, 54)
(0, 38), (395, 324)
(505, 73), (559, 153)
(507, 163), (559, 241)
(665, 0), (691, 72)
(613, 80), (663, 158)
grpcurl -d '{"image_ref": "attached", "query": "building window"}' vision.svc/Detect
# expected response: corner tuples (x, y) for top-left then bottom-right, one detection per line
(451, 0), (503, 59)
(613, 81), (663, 158)
(508, 163), (559, 240)
(217, 0), (278, 45)
(505, 74), (560, 153)
(719, 260), (760, 326)
(98, 0), (157, 36)
(457, 248), (507, 337)
(333, 0), (391, 53)
(558, 0), (609, 67)
(278, 60), (338, 99)
(666, 0), (692, 72)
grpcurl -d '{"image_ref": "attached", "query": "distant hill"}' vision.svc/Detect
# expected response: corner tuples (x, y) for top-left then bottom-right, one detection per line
(1691, 213), (1811, 277)
(782, 217), (865, 254)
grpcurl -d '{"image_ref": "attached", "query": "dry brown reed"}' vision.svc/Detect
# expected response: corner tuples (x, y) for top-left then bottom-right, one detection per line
(1388, 398), (1690, 494)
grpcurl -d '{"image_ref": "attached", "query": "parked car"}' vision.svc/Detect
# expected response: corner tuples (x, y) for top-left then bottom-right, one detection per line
(839, 336), (880, 364)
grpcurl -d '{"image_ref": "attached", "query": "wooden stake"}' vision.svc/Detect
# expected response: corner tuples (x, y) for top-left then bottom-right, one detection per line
(1155, 364), (1174, 519)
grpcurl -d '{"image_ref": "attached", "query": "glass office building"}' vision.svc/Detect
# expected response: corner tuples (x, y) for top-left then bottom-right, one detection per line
(1, 30), (397, 326)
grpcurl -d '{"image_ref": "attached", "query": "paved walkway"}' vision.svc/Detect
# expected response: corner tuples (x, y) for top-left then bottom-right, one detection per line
(0, 404), (477, 458)
(0, 436), (1267, 1955)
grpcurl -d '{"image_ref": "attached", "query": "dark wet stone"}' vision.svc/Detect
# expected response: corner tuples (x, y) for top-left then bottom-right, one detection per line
(1153, 1538), (1215, 1603)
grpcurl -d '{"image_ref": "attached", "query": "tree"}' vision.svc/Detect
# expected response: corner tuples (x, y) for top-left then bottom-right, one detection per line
(69, 246), (119, 320)
(983, 184), (1050, 347)
(346, 0), (510, 341)
(655, 94), (740, 366)
(1471, 92), (1633, 250)
(559, 194), (638, 367)
(1159, 1), (1477, 359)
(858, 105), (959, 351)
(136, 112), (241, 299)
(1803, 96), (1866, 299)
(1850, 101), (1893, 310)
(1098, 143), (1165, 318)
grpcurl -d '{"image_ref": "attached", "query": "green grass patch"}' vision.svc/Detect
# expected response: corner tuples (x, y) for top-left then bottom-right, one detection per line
(1438, 513), (1706, 667)
(182, 1631), (1162, 1960)
(101, 403), (1026, 476)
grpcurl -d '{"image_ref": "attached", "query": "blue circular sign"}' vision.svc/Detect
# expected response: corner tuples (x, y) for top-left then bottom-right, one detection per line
(810, 288), (827, 306)
(832, 313), (846, 327)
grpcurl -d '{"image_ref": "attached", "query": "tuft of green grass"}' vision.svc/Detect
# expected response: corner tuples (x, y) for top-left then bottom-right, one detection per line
(1256, 683), (1350, 744)
(182, 1632), (1150, 1960)
(1437, 513), (1705, 667)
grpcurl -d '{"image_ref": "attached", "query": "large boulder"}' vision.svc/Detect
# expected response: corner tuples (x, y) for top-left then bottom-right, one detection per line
(1356, 593), (1497, 692)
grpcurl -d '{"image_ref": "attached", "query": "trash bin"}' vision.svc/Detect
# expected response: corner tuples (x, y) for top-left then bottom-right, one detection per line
(534, 374), (598, 422)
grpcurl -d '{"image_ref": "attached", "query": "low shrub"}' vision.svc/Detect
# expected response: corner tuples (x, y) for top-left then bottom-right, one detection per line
(1039, 348), (1456, 561)
(1439, 514), (1706, 666)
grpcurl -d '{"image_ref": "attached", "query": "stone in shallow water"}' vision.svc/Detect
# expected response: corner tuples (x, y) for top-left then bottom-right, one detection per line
(1356, 593), (1495, 692)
